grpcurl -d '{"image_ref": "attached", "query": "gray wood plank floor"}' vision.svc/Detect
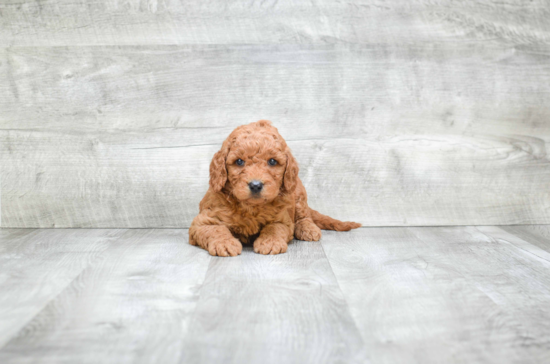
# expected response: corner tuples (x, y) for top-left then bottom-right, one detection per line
(0, 226), (549, 363)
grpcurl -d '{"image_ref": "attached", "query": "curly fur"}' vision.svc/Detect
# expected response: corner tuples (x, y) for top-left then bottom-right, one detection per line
(189, 120), (361, 256)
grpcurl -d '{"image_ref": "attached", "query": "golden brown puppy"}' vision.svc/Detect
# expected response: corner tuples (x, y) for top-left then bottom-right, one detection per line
(189, 120), (361, 256)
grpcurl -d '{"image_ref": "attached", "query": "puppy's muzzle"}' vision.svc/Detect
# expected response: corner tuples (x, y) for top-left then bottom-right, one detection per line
(248, 180), (263, 194)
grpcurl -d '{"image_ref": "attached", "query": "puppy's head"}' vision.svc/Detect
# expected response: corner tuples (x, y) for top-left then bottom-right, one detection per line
(209, 120), (298, 204)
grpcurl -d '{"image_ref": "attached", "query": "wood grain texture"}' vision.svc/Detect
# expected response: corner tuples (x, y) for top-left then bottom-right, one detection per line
(0, 0), (549, 46)
(2, 227), (550, 363)
(517, 225), (550, 241)
(477, 225), (550, 262)
(0, 229), (212, 364)
(182, 241), (367, 364)
(0, 229), (122, 347)
(2, 43), (550, 227)
(500, 225), (550, 253)
(322, 226), (550, 364)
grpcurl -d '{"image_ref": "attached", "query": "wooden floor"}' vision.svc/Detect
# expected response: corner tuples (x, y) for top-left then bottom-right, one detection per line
(0, 226), (549, 364)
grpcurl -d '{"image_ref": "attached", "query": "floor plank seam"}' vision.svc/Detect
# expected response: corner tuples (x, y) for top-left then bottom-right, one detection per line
(500, 226), (550, 254)
(0, 229), (154, 351)
(175, 247), (213, 361)
(0, 265), (90, 352)
(474, 227), (550, 264)
(317, 237), (370, 354)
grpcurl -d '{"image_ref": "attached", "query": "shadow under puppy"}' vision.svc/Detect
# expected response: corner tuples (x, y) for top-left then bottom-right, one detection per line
(189, 120), (361, 256)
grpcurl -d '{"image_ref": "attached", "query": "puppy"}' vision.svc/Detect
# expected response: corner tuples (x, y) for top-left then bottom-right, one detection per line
(189, 120), (361, 256)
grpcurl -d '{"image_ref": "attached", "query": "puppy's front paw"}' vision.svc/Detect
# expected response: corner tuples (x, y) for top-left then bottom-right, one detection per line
(208, 238), (242, 257)
(254, 236), (288, 255)
(294, 219), (322, 241)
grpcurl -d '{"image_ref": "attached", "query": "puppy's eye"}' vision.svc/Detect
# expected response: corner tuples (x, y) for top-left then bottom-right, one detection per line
(268, 158), (278, 166)
(235, 159), (245, 166)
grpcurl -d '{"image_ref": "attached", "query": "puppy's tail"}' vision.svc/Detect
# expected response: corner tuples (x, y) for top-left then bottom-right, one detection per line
(309, 208), (362, 231)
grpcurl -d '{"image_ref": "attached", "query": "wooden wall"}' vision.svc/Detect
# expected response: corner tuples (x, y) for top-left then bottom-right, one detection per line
(1, 0), (549, 228)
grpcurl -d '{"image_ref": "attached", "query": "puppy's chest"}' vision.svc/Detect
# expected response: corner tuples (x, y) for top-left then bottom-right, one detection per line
(229, 209), (278, 237)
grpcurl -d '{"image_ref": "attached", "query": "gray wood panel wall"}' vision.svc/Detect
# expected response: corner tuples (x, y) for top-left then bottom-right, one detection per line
(1, 1), (549, 228)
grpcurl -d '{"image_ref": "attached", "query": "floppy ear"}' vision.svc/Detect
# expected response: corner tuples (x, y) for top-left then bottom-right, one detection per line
(283, 147), (299, 193)
(209, 140), (230, 192)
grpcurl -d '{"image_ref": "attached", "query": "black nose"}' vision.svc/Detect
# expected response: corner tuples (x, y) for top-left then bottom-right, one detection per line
(248, 180), (263, 193)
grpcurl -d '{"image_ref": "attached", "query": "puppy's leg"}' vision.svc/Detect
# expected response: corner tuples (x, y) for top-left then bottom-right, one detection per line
(294, 218), (322, 241)
(189, 224), (242, 257)
(254, 223), (293, 255)
(293, 179), (322, 241)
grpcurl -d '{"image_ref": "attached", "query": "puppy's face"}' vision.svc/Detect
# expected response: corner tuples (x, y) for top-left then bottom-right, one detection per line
(209, 120), (299, 204)
(226, 133), (287, 204)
